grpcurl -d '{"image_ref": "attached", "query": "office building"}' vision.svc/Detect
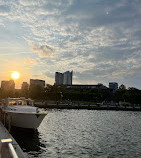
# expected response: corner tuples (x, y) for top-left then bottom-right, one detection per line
(1, 80), (15, 90)
(67, 83), (108, 89)
(30, 79), (45, 87)
(109, 82), (118, 93)
(63, 71), (73, 85)
(55, 71), (73, 85)
(55, 72), (64, 85)
(21, 82), (28, 90)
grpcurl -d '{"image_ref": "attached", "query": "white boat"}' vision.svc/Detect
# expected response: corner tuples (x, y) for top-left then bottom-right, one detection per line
(0, 97), (47, 129)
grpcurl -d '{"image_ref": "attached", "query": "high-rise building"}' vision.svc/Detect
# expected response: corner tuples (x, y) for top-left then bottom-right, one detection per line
(55, 72), (64, 85)
(109, 82), (118, 93)
(30, 79), (45, 87)
(1, 80), (15, 90)
(63, 71), (73, 85)
(21, 82), (28, 89)
(21, 82), (29, 97)
(55, 71), (73, 85)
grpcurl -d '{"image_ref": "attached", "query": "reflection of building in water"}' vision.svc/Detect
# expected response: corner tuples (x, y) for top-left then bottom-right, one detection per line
(30, 79), (45, 87)
(1, 80), (15, 90)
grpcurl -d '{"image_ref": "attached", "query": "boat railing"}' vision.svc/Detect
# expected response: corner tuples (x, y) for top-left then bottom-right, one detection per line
(0, 138), (18, 158)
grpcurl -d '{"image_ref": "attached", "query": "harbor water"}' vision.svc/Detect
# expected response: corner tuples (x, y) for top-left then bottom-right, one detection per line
(12, 110), (141, 158)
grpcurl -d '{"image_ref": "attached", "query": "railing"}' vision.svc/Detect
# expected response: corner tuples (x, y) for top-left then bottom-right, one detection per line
(0, 139), (18, 158)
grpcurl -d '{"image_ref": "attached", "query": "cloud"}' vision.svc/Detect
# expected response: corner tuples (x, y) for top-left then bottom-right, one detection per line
(0, 5), (10, 15)
(0, 0), (141, 87)
(24, 57), (37, 65)
(43, 70), (54, 78)
(29, 42), (55, 57)
(19, 0), (41, 6)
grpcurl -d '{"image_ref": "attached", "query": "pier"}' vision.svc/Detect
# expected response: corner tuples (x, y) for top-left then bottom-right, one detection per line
(35, 102), (141, 111)
(0, 121), (25, 158)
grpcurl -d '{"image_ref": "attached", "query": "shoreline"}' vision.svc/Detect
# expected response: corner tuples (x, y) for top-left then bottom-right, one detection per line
(35, 103), (141, 111)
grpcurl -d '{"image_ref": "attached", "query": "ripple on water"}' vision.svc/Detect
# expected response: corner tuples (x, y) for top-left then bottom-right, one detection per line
(12, 110), (141, 158)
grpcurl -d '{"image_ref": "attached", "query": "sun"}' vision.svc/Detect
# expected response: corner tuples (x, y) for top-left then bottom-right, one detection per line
(11, 71), (20, 79)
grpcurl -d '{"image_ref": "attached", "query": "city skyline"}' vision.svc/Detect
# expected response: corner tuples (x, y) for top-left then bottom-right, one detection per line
(0, 78), (118, 92)
(0, 0), (141, 89)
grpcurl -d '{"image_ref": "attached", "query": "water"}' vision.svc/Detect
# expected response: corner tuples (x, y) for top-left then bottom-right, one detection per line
(11, 110), (141, 158)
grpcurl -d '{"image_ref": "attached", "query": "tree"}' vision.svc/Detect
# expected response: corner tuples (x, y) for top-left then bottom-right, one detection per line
(29, 84), (44, 99)
(114, 84), (127, 102)
(119, 84), (126, 90)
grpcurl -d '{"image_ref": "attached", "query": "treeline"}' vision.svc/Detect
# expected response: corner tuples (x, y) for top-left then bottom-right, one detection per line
(113, 85), (141, 104)
(0, 84), (141, 104)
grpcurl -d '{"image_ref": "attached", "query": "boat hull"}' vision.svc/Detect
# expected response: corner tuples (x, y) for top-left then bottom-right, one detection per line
(8, 113), (47, 129)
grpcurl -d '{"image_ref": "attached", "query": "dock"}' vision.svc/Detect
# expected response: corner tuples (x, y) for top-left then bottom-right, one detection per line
(0, 121), (25, 158)
(35, 102), (141, 111)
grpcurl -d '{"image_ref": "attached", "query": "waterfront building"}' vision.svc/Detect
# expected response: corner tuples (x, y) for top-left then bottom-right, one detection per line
(55, 72), (64, 85)
(109, 82), (118, 93)
(21, 82), (28, 89)
(55, 71), (73, 85)
(63, 71), (73, 85)
(67, 83), (108, 89)
(21, 82), (29, 97)
(30, 79), (45, 87)
(1, 80), (15, 90)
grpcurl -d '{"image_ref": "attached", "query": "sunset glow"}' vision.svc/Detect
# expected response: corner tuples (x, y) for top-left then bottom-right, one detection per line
(11, 72), (20, 79)
(0, 0), (140, 89)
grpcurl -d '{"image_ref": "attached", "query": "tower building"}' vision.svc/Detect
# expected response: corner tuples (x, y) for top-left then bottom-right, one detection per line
(55, 71), (73, 85)
(30, 79), (45, 87)
(55, 72), (64, 85)
(109, 82), (118, 93)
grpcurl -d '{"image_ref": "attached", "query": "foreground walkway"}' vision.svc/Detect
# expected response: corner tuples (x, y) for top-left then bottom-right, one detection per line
(0, 122), (25, 158)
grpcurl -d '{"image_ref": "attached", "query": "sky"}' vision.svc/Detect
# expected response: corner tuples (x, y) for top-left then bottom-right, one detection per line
(0, 0), (141, 89)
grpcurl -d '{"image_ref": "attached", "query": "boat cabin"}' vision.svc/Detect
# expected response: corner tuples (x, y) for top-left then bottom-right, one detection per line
(1, 98), (34, 107)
